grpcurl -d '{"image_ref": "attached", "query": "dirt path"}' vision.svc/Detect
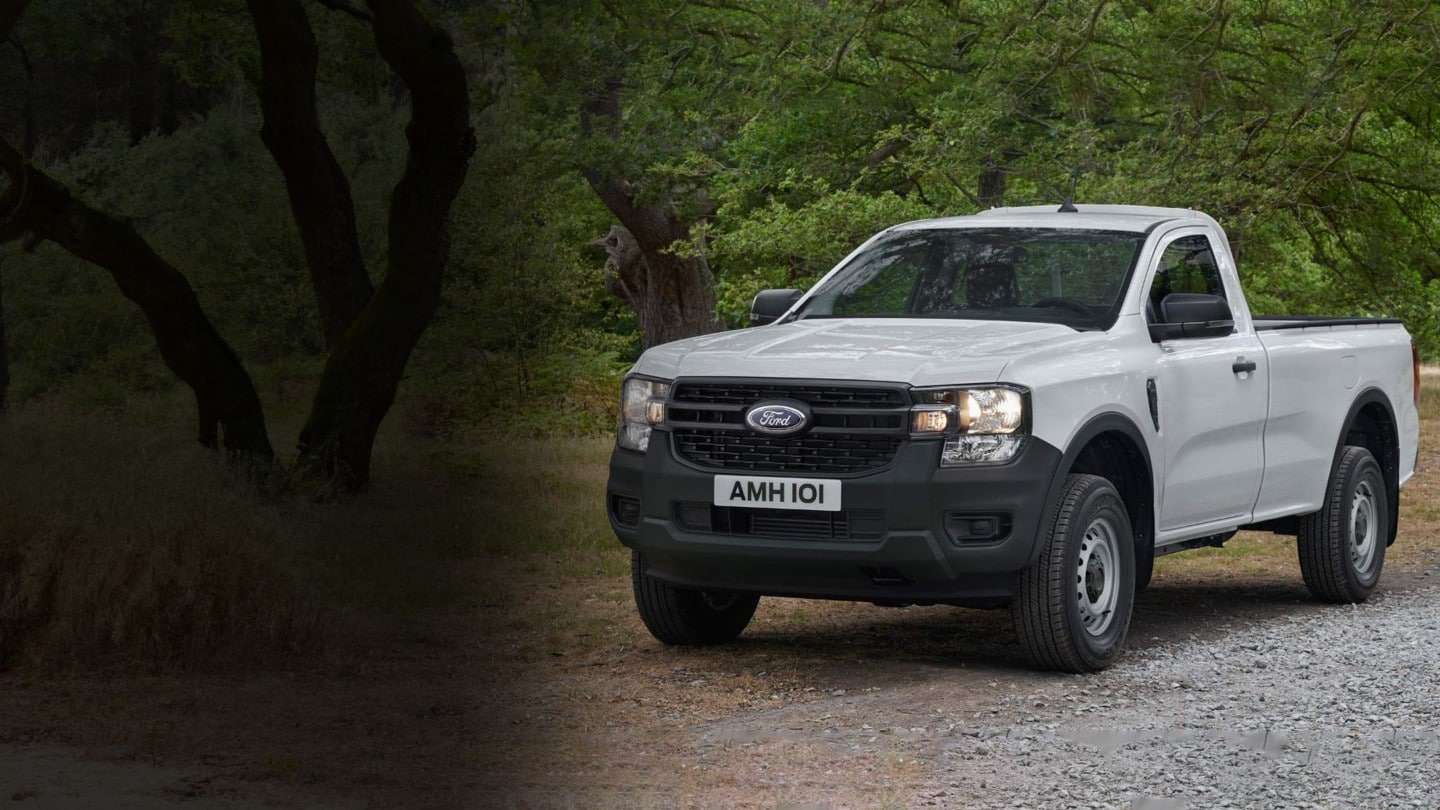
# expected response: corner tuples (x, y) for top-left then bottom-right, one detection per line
(0, 747), (362, 809)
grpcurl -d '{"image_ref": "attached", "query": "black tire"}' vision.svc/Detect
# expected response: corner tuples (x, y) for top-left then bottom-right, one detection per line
(631, 551), (759, 645)
(1012, 474), (1136, 672)
(1297, 446), (1388, 603)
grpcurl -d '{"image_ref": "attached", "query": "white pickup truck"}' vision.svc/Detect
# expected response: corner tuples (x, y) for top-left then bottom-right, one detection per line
(606, 205), (1421, 671)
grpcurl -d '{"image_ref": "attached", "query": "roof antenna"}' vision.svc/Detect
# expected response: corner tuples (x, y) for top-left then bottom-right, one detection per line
(1058, 167), (1080, 213)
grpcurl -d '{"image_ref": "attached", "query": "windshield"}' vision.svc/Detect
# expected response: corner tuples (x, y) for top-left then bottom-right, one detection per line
(789, 228), (1147, 331)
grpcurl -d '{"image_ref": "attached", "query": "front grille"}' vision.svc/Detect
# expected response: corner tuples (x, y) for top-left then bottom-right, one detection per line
(672, 430), (901, 473)
(676, 503), (885, 541)
(668, 380), (909, 474)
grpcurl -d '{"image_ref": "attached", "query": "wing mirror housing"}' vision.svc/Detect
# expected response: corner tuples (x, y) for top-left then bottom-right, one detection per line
(750, 289), (804, 326)
(1148, 293), (1235, 341)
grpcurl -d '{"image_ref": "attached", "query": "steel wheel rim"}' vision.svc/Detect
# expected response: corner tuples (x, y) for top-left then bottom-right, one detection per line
(1076, 516), (1120, 637)
(1350, 480), (1378, 575)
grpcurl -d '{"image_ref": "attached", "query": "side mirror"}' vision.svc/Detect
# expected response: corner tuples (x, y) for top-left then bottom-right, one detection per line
(750, 289), (804, 326)
(1148, 293), (1235, 341)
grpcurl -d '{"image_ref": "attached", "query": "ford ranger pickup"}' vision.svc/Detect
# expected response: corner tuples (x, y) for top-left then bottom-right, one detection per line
(606, 204), (1422, 672)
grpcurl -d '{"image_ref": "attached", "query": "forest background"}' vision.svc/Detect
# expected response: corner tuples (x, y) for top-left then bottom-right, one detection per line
(1, 1), (1439, 803)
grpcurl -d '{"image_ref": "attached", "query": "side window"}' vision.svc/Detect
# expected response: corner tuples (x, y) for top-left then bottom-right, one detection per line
(1149, 234), (1225, 321)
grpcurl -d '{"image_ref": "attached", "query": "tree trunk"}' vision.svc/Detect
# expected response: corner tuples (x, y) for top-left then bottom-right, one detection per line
(0, 141), (273, 458)
(592, 224), (719, 349)
(580, 78), (720, 350)
(292, 0), (474, 493)
(245, 0), (374, 348)
(0, 257), (8, 414)
(978, 162), (1006, 209)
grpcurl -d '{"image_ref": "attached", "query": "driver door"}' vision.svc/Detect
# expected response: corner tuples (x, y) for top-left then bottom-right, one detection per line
(1147, 231), (1269, 532)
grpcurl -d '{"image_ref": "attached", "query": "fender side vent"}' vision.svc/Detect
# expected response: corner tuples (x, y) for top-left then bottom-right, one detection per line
(1146, 378), (1160, 432)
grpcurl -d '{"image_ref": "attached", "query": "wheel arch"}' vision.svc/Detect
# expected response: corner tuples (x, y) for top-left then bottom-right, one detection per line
(1039, 414), (1155, 573)
(1333, 388), (1401, 546)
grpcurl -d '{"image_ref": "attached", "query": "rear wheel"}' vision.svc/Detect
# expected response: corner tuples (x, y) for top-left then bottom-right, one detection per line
(631, 551), (759, 645)
(1013, 474), (1136, 672)
(1297, 446), (1387, 603)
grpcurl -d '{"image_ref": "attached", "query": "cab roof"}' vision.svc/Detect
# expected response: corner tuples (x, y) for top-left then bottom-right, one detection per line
(890, 204), (1220, 234)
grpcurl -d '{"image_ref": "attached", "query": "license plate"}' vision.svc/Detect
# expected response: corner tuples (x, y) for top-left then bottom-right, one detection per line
(713, 474), (841, 512)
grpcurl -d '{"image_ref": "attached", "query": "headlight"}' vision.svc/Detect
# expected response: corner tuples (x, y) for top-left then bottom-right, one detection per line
(617, 376), (672, 452)
(912, 386), (1029, 465)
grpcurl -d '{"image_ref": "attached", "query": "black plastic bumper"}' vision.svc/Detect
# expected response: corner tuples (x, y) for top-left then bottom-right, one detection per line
(607, 432), (1063, 607)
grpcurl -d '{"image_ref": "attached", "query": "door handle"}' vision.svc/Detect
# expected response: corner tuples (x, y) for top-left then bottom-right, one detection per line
(1232, 357), (1257, 375)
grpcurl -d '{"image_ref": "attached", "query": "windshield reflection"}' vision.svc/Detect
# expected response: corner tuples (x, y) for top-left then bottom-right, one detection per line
(791, 228), (1146, 331)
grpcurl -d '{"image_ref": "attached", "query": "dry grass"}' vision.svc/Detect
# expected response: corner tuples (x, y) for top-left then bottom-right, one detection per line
(0, 389), (619, 672)
(0, 400), (319, 672)
(430, 433), (619, 564)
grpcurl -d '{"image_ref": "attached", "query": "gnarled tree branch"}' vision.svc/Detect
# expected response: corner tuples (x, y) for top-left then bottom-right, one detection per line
(246, 0), (374, 348)
(0, 140), (273, 458)
(315, 0), (371, 21)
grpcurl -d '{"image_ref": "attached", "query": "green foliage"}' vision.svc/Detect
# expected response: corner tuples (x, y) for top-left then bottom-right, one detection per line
(161, 0), (257, 88)
(503, 0), (1440, 354)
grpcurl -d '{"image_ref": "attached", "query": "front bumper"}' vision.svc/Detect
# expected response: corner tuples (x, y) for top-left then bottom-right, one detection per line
(606, 431), (1063, 607)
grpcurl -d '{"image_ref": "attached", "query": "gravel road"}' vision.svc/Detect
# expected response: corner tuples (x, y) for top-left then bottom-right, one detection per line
(922, 579), (1440, 808)
(673, 572), (1440, 809)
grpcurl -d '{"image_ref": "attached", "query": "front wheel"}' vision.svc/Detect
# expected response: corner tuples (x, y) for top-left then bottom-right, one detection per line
(1013, 474), (1136, 672)
(631, 551), (760, 645)
(1297, 446), (1388, 603)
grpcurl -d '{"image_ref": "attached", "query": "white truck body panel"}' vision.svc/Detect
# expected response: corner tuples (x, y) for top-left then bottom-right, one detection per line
(1253, 324), (1420, 517)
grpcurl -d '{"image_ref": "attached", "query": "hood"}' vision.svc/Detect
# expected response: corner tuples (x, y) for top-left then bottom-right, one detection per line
(634, 318), (1093, 387)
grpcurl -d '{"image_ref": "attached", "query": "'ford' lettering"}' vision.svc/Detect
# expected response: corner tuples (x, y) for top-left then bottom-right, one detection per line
(744, 402), (809, 436)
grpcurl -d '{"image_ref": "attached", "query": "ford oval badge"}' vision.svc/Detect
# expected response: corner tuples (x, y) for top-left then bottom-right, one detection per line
(745, 402), (810, 436)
